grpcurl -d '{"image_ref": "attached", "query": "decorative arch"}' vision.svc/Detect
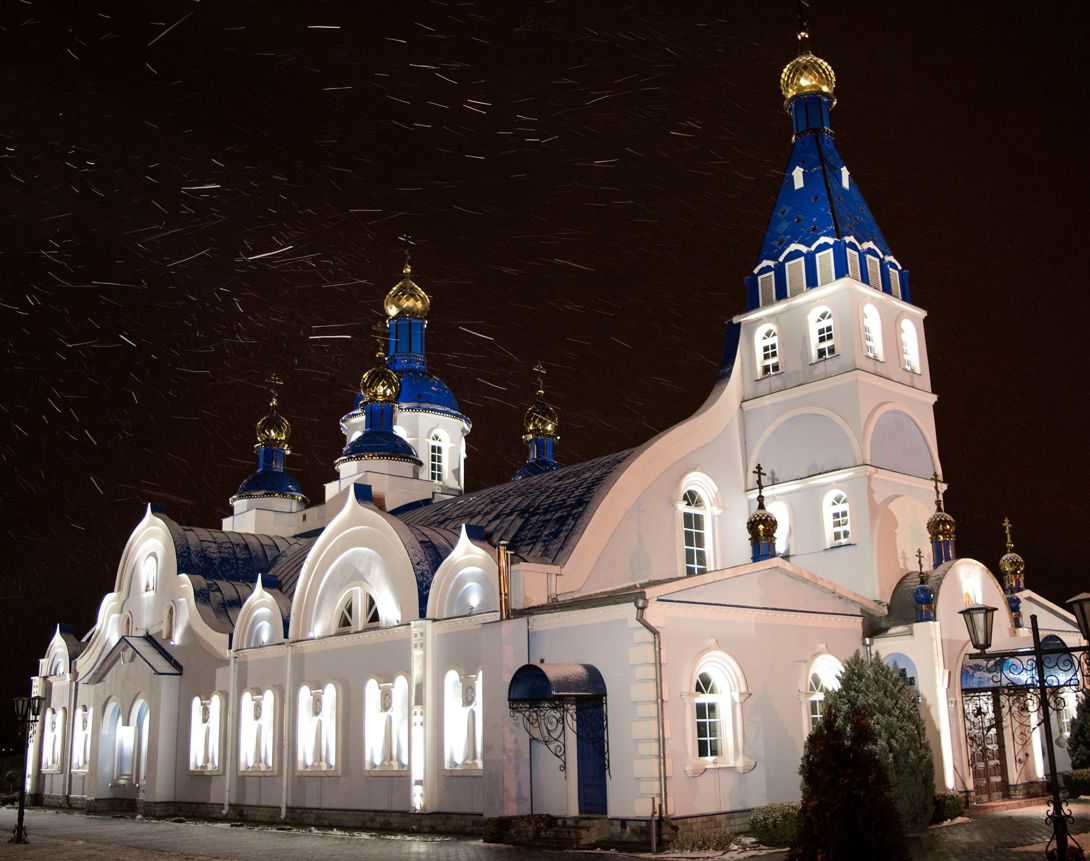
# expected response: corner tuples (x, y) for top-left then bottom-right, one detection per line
(750, 407), (861, 484)
(427, 526), (499, 619)
(235, 578), (286, 649)
(862, 402), (939, 477)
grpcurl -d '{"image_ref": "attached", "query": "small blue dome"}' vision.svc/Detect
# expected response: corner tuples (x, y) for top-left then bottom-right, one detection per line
(231, 468), (308, 504)
(397, 370), (463, 416)
(338, 430), (422, 466)
(512, 458), (564, 481)
(913, 584), (935, 607)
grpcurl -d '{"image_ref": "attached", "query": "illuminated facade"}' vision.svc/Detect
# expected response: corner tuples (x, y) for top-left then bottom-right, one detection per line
(28, 43), (1085, 837)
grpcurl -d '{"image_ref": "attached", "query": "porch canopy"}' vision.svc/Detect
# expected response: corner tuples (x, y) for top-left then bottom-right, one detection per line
(507, 663), (607, 701)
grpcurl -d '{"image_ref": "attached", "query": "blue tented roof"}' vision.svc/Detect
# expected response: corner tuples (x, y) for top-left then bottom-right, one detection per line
(396, 449), (633, 566)
(508, 663), (607, 701)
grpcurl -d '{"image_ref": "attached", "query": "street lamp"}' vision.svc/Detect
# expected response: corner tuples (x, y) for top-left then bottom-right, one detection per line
(959, 598), (1090, 861)
(10, 694), (44, 845)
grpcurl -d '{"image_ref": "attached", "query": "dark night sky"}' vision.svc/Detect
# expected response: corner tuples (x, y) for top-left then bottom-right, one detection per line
(1, 2), (1085, 743)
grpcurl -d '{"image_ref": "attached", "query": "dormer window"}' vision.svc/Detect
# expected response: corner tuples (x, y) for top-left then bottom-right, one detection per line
(810, 308), (836, 361)
(889, 268), (902, 300)
(758, 272), (775, 307)
(846, 248), (861, 281)
(786, 257), (806, 297)
(862, 304), (883, 360)
(756, 325), (781, 377)
(816, 249), (834, 286)
(866, 255), (882, 291)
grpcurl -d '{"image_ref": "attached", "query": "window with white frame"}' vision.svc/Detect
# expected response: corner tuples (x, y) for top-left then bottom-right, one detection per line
(297, 683), (337, 772)
(334, 587), (380, 633)
(846, 248), (861, 281)
(72, 706), (92, 771)
(804, 655), (843, 733)
(825, 491), (852, 546)
(142, 555), (157, 592)
(681, 489), (709, 575)
(689, 652), (748, 769)
(41, 707), (64, 772)
(816, 249), (835, 285)
(811, 308), (836, 360)
(189, 694), (222, 772)
(758, 271), (775, 306)
(756, 325), (781, 377)
(862, 304), (883, 360)
(430, 433), (444, 483)
(444, 669), (483, 770)
(900, 319), (920, 373)
(239, 689), (275, 772)
(364, 676), (409, 770)
(786, 257), (806, 297)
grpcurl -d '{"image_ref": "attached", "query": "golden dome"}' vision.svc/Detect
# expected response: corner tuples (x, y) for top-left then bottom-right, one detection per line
(746, 505), (778, 544)
(523, 397), (559, 441)
(360, 356), (400, 403)
(927, 509), (956, 541)
(384, 263), (430, 319)
(780, 52), (836, 106)
(255, 408), (291, 453)
(999, 551), (1025, 579)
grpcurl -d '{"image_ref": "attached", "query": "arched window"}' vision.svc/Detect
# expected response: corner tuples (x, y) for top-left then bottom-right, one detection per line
(365, 675), (409, 770)
(240, 689), (275, 772)
(681, 490), (709, 576)
(900, 319), (920, 373)
(142, 555), (157, 592)
(41, 707), (64, 772)
(72, 706), (92, 771)
(334, 588), (380, 633)
(862, 304), (883, 360)
(49, 654), (65, 677)
(444, 669), (483, 770)
(118, 699), (150, 783)
(810, 308), (836, 360)
(297, 683), (337, 772)
(430, 432), (445, 483)
(688, 652), (749, 770)
(755, 325), (780, 377)
(804, 655), (843, 733)
(189, 693), (222, 772)
(825, 491), (852, 546)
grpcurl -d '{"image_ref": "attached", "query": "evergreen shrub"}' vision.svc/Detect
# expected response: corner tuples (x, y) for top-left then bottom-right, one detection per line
(790, 703), (908, 861)
(672, 827), (735, 851)
(825, 652), (935, 831)
(1068, 691), (1090, 770)
(932, 792), (964, 823)
(748, 802), (799, 847)
(1062, 768), (1090, 798)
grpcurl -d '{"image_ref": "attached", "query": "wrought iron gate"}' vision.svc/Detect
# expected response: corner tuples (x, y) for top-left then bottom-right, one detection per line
(963, 690), (1009, 801)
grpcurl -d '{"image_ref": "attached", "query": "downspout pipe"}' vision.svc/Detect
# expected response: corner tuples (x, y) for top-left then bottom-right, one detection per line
(634, 595), (667, 847)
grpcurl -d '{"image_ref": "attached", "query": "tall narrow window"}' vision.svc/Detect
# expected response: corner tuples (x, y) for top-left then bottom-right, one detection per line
(900, 320), (920, 373)
(142, 555), (157, 592)
(689, 653), (748, 768)
(41, 708), (64, 772)
(444, 670), (483, 769)
(786, 257), (806, 297)
(72, 706), (92, 771)
(808, 674), (828, 730)
(888, 268), (902, 299)
(756, 325), (780, 377)
(297, 683), (337, 772)
(816, 249), (834, 286)
(811, 309), (836, 360)
(164, 604), (175, 643)
(826, 492), (852, 545)
(240, 689), (275, 772)
(862, 304), (883, 360)
(430, 433), (444, 482)
(694, 672), (724, 758)
(758, 272), (775, 307)
(846, 248), (861, 281)
(681, 490), (708, 575)
(805, 655), (843, 733)
(866, 255), (882, 291)
(189, 694), (222, 772)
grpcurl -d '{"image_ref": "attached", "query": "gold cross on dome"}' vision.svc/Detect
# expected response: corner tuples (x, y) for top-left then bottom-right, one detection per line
(398, 234), (415, 272)
(931, 471), (943, 507)
(916, 548), (925, 572)
(753, 463), (767, 495)
(266, 373), (283, 407)
(1003, 517), (1014, 552)
(533, 361), (546, 396)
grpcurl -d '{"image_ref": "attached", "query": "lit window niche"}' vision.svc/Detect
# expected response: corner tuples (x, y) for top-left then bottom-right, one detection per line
(142, 554), (158, 593)
(71, 706), (92, 771)
(41, 707), (65, 772)
(825, 491), (852, 546)
(444, 669), (483, 770)
(862, 304), (883, 360)
(239, 689), (276, 773)
(164, 604), (176, 644)
(804, 655), (843, 733)
(115, 700), (150, 783)
(900, 319), (920, 373)
(364, 676), (409, 771)
(297, 683), (337, 772)
(189, 694), (223, 772)
(685, 652), (751, 775)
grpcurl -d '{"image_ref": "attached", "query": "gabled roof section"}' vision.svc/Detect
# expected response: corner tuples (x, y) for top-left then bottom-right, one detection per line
(757, 131), (892, 267)
(84, 634), (182, 684)
(396, 449), (634, 566)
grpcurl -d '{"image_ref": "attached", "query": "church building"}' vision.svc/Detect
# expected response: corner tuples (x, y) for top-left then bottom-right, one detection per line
(26, 39), (1086, 840)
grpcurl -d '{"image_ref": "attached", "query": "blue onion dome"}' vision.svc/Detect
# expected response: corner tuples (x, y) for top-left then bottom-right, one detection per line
(360, 360), (399, 403)
(780, 52), (836, 108)
(231, 468), (307, 504)
(338, 430), (421, 466)
(231, 381), (308, 506)
(384, 262), (430, 319)
(396, 370), (465, 417)
(913, 582), (935, 608)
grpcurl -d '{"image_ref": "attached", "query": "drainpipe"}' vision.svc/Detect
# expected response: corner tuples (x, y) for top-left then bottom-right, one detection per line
(863, 637), (873, 660)
(634, 595), (667, 852)
(498, 541), (511, 620)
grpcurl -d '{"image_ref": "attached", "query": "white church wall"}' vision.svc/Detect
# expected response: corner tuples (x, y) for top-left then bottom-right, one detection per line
(480, 616), (530, 818)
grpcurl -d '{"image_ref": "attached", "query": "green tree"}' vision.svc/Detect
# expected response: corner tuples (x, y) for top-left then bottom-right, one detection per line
(824, 652), (935, 832)
(1068, 689), (1090, 770)
(790, 702), (907, 860)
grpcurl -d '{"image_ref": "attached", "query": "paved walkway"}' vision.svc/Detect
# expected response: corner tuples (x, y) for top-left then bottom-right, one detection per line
(1, 801), (1088, 860)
